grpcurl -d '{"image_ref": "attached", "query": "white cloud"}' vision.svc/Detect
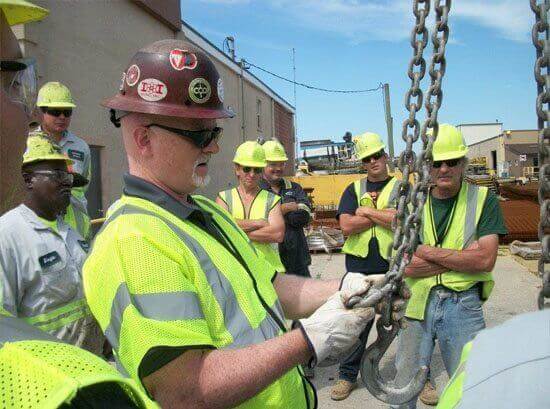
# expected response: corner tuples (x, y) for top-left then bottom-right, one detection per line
(193, 0), (533, 44)
(453, 0), (532, 43)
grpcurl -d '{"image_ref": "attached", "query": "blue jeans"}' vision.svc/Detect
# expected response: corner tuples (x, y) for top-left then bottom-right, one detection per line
(338, 319), (374, 382)
(390, 285), (486, 409)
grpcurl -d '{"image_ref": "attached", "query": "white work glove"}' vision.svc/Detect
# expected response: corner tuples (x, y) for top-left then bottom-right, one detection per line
(340, 272), (386, 296)
(298, 291), (375, 367)
(341, 272), (410, 327)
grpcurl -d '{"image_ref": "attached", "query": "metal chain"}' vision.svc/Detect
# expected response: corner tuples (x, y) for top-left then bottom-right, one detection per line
(390, 0), (431, 297)
(531, 0), (550, 310)
(388, 0), (451, 302)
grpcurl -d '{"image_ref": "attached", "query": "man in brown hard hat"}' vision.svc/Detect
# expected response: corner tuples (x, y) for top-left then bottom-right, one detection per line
(83, 39), (407, 408)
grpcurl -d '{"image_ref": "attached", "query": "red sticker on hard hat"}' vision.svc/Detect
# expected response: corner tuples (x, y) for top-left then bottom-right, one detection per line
(188, 78), (211, 104)
(126, 64), (140, 87)
(137, 78), (168, 102)
(169, 49), (198, 71)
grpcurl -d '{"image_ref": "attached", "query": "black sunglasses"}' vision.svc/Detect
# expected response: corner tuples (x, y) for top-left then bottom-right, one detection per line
(362, 151), (384, 163)
(433, 158), (462, 168)
(242, 166), (263, 174)
(41, 107), (73, 118)
(31, 170), (74, 184)
(147, 124), (223, 149)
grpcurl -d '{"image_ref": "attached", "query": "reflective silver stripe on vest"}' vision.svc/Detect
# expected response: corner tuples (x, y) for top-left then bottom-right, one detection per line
(0, 315), (57, 346)
(358, 178), (368, 199)
(463, 185), (480, 248)
(264, 192), (277, 218)
(100, 205), (282, 351)
(104, 282), (203, 351)
(224, 190), (234, 214)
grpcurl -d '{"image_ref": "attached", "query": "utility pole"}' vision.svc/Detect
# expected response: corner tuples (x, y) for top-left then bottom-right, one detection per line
(240, 59), (246, 141)
(292, 48), (298, 171)
(383, 83), (395, 171)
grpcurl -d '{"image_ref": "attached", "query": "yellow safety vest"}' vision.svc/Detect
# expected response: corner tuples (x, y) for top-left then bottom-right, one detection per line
(218, 188), (286, 273)
(0, 315), (157, 409)
(84, 194), (315, 408)
(405, 182), (494, 320)
(342, 177), (399, 261)
(64, 189), (91, 239)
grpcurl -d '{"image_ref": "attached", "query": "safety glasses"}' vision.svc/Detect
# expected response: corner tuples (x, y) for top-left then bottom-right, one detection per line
(242, 166), (263, 174)
(432, 158), (462, 169)
(147, 124), (223, 149)
(362, 151), (384, 163)
(1, 58), (38, 115)
(41, 107), (73, 117)
(32, 170), (74, 185)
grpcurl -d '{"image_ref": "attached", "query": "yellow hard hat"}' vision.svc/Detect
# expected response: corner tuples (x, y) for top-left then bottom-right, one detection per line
(353, 132), (385, 160)
(23, 132), (72, 166)
(233, 141), (266, 167)
(431, 124), (469, 161)
(0, 0), (49, 25)
(263, 140), (288, 162)
(37, 82), (76, 108)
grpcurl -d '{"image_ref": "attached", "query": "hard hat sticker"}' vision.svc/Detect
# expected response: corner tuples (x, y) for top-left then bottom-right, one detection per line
(170, 49), (198, 71)
(189, 78), (211, 104)
(119, 72), (126, 92)
(126, 64), (141, 87)
(217, 78), (225, 103)
(138, 78), (168, 102)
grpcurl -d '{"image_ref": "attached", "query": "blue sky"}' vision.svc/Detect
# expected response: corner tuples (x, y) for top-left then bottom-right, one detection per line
(182, 1), (536, 153)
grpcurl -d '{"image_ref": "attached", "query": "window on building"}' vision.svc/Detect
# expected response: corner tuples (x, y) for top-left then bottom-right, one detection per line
(86, 145), (103, 220)
(256, 99), (262, 131)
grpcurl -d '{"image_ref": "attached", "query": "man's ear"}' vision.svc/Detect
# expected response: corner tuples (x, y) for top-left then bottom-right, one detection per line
(22, 172), (34, 189)
(133, 125), (152, 157)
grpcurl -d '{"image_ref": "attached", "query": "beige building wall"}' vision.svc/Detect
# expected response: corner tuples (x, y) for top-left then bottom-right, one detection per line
(22, 0), (177, 214)
(466, 129), (538, 178)
(467, 136), (505, 171)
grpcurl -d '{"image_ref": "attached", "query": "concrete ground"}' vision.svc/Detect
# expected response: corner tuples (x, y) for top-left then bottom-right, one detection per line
(308, 250), (542, 409)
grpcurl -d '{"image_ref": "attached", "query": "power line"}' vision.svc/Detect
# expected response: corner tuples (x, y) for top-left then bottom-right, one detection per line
(243, 60), (383, 94)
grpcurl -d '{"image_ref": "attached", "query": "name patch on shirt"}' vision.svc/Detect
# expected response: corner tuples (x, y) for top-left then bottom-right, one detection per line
(78, 240), (90, 253)
(39, 251), (61, 268)
(68, 149), (84, 161)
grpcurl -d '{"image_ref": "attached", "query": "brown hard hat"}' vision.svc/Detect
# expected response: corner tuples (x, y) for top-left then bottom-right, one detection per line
(102, 39), (234, 119)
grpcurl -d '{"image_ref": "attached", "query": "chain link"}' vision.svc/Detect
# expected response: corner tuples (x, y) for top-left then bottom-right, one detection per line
(531, 0), (550, 310)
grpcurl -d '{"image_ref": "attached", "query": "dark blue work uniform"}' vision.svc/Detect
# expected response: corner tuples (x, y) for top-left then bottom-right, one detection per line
(260, 178), (312, 277)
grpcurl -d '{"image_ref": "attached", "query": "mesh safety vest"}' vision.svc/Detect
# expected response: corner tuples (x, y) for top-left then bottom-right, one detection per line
(405, 182), (494, 320)
(0, 315), (155, 408)
(64, 192), (91, 240)
(218, 188), (286, 273)
(83, 194), (315, 408)
(342, 177), (399, 260)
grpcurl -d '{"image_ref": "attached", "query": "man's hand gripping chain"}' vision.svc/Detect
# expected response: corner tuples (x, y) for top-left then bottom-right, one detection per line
(343, 273), (428, 405)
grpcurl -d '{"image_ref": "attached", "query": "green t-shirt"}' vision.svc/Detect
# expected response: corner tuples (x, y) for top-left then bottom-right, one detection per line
(430, 189), (508, 244)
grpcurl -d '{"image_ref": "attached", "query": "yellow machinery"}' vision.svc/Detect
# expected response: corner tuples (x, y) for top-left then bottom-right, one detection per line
(289, 169), (403, 209)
